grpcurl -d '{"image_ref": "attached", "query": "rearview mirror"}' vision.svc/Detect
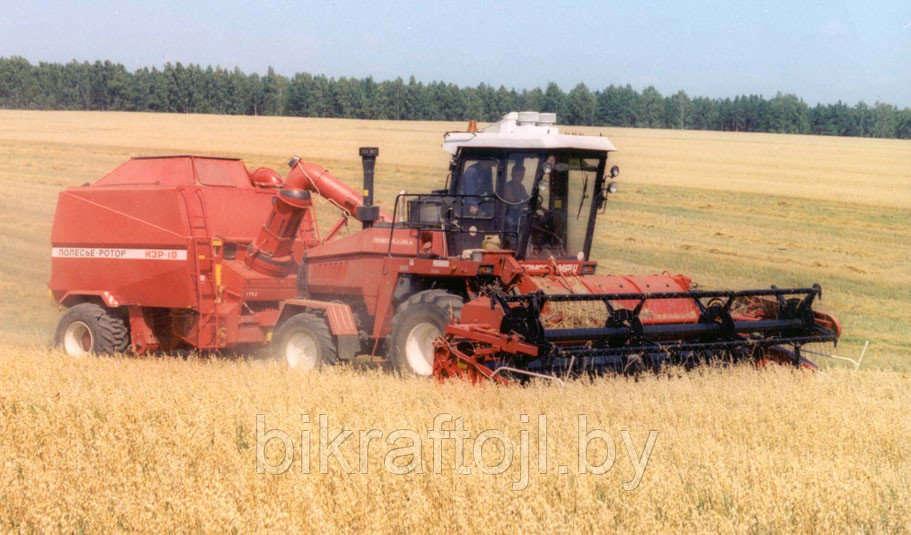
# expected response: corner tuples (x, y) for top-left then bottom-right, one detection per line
(609, 165), (620, 178)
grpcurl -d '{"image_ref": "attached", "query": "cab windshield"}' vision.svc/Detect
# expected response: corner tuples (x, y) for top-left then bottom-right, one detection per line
(526, 154), (604, 260)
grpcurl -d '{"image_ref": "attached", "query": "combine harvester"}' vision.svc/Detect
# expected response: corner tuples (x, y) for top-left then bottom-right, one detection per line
(48, 112), (840, 382)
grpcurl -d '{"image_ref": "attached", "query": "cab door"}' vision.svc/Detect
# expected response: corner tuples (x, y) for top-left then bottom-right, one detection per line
(448, 155), (500, 252)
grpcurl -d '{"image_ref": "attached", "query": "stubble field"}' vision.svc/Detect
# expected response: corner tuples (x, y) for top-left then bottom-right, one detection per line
(0, 110), (909, 532)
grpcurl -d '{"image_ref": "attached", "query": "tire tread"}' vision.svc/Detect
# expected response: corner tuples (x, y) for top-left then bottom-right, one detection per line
(273, 312), (337, 367)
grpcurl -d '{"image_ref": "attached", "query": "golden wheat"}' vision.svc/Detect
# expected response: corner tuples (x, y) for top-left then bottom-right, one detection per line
(0, 348), (909, 533)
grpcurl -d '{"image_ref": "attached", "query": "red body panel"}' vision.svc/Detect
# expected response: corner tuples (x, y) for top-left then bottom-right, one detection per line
(50, 186), (196, 308)
(573, 273), (699, 322)
(49, 181), (278, 308)
(95, 156), (253, 188)
(279, 299), (359, 336)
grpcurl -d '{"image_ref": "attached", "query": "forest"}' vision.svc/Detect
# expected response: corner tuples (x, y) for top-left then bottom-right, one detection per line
(1, 56), (909, 139)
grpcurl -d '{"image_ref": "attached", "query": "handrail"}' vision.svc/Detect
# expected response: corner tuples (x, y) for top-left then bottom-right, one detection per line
(384, 192), (521, 257)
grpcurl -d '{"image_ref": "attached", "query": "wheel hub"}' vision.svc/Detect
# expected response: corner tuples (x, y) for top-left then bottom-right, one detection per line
(404, 322), (440, 376)
(63, 321), (93, 356)
(285, 332), (319, 370)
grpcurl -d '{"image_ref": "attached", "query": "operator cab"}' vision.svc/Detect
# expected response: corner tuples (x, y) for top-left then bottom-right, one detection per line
(402, 111), (619, 261)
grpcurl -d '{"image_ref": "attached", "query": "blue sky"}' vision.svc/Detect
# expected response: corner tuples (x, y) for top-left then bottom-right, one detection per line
(1, 0), (908, 107)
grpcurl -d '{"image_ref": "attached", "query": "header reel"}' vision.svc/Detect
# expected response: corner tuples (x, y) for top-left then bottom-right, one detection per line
(434, 285), (840, 383)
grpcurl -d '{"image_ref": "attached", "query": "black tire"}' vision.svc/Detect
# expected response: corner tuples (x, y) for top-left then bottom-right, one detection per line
(54, 302), (130, 356)
(272, 312), (337, 370)
(387, 290), (464, 376)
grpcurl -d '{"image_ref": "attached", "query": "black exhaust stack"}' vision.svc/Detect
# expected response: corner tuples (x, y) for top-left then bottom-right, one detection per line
(356, 146), (380, 228)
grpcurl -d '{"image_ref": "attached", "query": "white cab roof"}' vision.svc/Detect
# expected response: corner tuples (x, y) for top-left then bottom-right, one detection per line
(442, 111), (617, 155)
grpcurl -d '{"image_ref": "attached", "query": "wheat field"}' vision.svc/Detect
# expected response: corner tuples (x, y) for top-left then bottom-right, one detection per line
(1, 349), (909, 533)
(0, 110), (909, 532)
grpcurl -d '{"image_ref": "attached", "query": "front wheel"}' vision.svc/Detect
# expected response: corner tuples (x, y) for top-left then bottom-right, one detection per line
(54, 303), (130, 356)
(387, 290), (464, 376)
(273, 312), (337, 370)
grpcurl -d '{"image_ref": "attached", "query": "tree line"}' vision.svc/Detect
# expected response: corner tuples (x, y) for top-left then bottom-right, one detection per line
(1, 56), (909, 139)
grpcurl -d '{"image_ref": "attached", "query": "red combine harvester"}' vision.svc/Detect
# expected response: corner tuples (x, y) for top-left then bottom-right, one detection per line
(49, 112), (840, 381)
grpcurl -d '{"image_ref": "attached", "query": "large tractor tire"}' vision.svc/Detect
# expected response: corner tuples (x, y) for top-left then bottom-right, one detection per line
(54, 302), (130, 356)
(387, 290), (464, 376)
(273, 312), (337, 371)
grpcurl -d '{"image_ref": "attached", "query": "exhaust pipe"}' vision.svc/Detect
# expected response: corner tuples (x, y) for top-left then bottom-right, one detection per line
(356, 147), (380, 229)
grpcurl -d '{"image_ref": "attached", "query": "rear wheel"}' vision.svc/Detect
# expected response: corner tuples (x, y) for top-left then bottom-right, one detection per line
(387, 290), (464, 376)
(273, 312), (337, 370)
(54, 303), (130, 356)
